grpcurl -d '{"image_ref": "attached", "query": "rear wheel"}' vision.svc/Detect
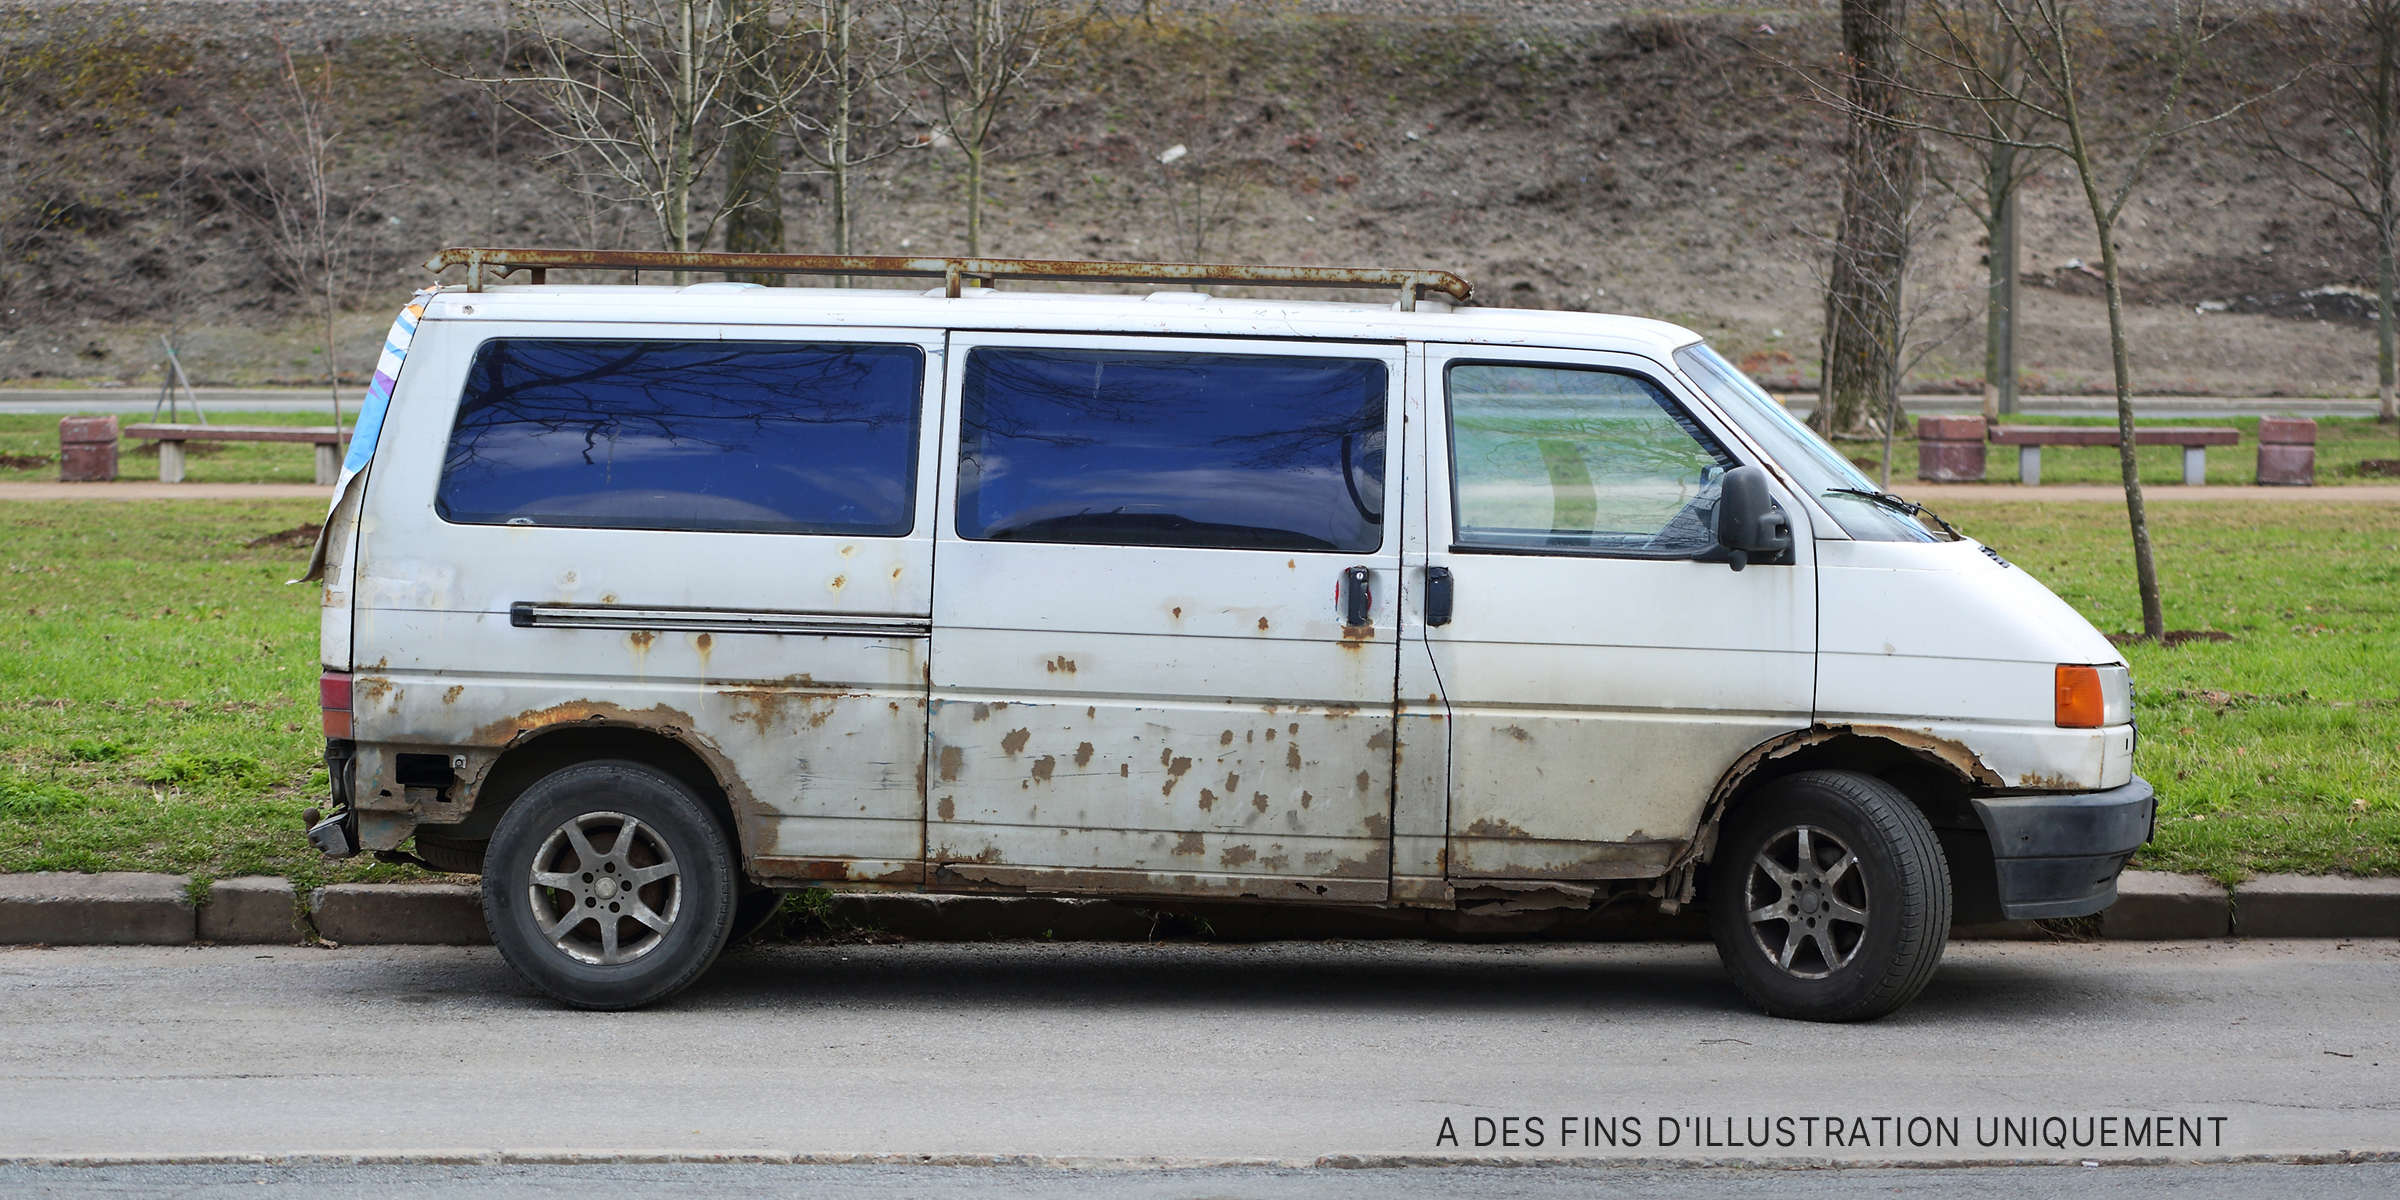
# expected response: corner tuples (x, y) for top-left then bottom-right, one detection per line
(481, 760), (737, 1009)
(1708, 770), (1950, 1022)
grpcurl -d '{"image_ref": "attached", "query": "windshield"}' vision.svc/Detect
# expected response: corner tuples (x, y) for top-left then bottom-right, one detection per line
(1672, 343), (1941, 543)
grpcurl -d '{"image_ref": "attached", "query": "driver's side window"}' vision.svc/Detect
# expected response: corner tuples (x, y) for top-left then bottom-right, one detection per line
(1447, 362), (1735, 557)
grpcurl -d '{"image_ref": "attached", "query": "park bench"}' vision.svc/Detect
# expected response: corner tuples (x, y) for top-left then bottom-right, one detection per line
(121, 423), (350, 485)
(1986, 424), (2240, 486)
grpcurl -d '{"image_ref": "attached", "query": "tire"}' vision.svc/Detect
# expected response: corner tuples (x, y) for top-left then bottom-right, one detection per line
(1707, 770), (1951, 1022)
(728, 886), (787, 943)
(481, 760), (738, 1010)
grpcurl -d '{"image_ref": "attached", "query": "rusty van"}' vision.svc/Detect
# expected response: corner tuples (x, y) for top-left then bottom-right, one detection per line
(300, 249), (2153, 1019)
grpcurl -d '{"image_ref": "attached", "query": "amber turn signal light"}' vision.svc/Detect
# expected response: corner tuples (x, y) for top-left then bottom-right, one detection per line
(2055, 664), (2106, 728)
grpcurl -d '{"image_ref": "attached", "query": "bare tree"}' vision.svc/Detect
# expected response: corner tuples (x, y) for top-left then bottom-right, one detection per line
(789, 0), (917, 257)
(237, 40), (375, 430)
(466, 0), (803, 279)
(2241, 0), (2400, 423)
(910, 0), (1094, 256)
(1819, 0), (1921, 438)
(1876, 0), (2289, 639)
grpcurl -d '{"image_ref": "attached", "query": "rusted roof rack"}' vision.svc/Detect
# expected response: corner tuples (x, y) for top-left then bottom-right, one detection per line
(421, 247), (1472, 310)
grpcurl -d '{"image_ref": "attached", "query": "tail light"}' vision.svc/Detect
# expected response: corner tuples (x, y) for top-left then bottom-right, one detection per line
(320, 671), (353, 739)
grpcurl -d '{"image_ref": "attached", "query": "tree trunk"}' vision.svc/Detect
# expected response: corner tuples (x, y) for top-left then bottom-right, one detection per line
(1983, 143), (2018, 421)
(2381, 231), (2396, 422)
(2381, 0), (2399, 422)
(830, 0), (853, 256)
(720, 0), (784, 280)
(668, 0), (699, 281)
(1822, 0), (1917, 438)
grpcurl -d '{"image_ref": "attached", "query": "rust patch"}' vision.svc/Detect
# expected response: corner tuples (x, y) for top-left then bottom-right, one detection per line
(356, 676), (393, 705)
(1257, 617), (1270, 631)
(1252, 792), (1269, 813)
(1366, 729), (1392, 750)
(1173, 830), (1206, 856)
(1500, 725), (1530, 742)
(1362, 812), (1389, 838)
(938, 744), (965, 782)
(1030, 754), (1056, 782)
(1355, 770), (1372, 794)
(1286, 743), (1303, 771)
(1220, 729), (1234, 746)
(1265, 728), (1276, 742)
(936, 795), (955, 820)
(1120, 763), (1130, 777)
(1300, 790), (1313, 808)
(1260, 854), (1290, 871)
(973, 703), (991, 722)
(2017, 771), (2076, 789)
(1326, 702), (1360, 718)
(1172, 606), (1183, 619)
(1198, 787), (1217, 811)
(1074, 741), (1094, 768)
(1220, 845), (1258, 869)
(1159, 747), (1173, 766)
(1000, 728), (1032, 757)
(828, 574), (847, 591)
(1288, 723), (1299, 735)
(628, 630), (655, 650)
(695, 632), (712, 652)
(1046, 656), (1077, 674)
(1226, 772), (1241, 792)
(1465, 816), (1532, 838)
(1339, 623), (1376, 643)
(441, 684), (464, 706)
(1167, 755), (1192, 778)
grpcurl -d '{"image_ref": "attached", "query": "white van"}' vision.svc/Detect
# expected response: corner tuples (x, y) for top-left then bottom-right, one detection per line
(303, 249), (2152, 1020)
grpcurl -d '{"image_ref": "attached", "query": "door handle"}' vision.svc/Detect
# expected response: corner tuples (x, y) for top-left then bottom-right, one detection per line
(1425, 566), (1453, 627)
(1341, 566), (1373, 626)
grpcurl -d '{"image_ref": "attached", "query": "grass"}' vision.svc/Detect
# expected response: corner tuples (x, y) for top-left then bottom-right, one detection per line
(1832, 414), (2400, 488)
(0, 499), (423, 890)
(1, 410), (349, 485)
(1937, 499), (2400, 883)
(0, 495), (2393, 887)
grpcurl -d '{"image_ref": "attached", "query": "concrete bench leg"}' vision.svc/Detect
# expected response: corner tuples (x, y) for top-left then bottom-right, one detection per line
(2018, 444), (2041, 486)
(2183, 446), (2206, 486)
(157, 439), (186, 484)
(314, 443), (340, 485)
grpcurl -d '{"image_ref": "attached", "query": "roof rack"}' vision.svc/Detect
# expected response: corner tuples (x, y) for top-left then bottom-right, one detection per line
(421, 247), (1472, 310)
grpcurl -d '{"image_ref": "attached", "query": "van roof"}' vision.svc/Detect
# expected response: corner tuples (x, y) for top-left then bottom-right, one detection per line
(417, 247), (1708, 360)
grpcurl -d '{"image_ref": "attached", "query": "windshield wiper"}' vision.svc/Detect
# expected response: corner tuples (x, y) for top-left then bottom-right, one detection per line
(1825, 488), (1962, 540)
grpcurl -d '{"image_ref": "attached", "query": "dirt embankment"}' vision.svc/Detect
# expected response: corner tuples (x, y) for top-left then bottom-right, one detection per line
(0, 0), (2379, 396)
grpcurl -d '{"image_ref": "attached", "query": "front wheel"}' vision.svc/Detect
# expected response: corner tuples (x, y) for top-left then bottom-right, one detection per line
(482, 760), (737, 1010)
(1708, 770), (1951, 1022)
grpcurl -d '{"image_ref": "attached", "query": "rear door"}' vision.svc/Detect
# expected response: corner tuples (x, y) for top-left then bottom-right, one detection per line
(924, 333), (1405, 902)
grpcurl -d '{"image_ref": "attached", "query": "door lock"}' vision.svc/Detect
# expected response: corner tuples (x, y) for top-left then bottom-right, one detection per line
(1340, 566), (1373, 627)
(1425, 566), (1454, 626)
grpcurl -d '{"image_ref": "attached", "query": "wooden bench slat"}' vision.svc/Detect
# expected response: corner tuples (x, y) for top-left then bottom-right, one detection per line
(1988, 425), (2239, 448)
(122, 424), (350, 445)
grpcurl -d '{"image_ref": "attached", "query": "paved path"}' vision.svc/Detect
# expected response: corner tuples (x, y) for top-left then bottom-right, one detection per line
(1904, 484), (2400, 502)
(0, 482), (333, 500)
(1, 940), (2392, 1167)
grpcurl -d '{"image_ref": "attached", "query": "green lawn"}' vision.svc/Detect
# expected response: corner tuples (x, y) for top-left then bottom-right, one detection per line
(2, 411), (350, 486)
(0, 496), (2393, 887)
(1835, 414), (2400, 488)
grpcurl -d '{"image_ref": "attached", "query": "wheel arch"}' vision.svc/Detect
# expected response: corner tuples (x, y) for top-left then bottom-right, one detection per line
(1678, 724), (2009, 925)
(440, 724), (751, 869)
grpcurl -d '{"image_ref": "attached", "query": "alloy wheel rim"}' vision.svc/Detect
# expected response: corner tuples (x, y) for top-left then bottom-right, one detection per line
(526, 810), (683, 966)
(1742, 823), (1869, 980)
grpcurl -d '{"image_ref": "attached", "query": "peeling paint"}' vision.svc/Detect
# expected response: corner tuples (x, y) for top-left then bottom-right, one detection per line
(938, 744), (965, 782)
(1000, 728), (1032, 756)
(1030, 754), (1056, 782)
(1173, 830), (1205, 856)
(1074, 741), (1094, 768)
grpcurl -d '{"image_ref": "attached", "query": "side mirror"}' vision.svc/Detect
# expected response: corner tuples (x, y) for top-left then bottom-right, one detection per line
(1714, 465), (1792, 572)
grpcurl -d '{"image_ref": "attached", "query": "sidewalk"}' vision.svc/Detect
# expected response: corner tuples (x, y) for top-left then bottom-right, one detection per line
(0, 481), (334, 500)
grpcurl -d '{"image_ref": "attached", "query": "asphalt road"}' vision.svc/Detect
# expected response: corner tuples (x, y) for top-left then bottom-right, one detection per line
(0, 939), (2394, 1170)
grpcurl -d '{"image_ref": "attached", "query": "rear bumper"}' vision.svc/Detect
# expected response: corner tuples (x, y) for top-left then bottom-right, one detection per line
(1971, 778), (2156, 921)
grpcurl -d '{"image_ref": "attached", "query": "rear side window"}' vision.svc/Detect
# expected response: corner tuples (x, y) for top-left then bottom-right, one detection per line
(1447, 362), (1734, 556)
(436, 340), (922, 535)
(957, 347), (1388, 553)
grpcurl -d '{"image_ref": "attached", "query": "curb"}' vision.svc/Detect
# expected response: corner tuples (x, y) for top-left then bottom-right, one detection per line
(4, 870), (2398, 947)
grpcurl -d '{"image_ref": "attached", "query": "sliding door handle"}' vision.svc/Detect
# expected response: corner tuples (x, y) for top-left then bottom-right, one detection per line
(1425, 566), (1454, 627)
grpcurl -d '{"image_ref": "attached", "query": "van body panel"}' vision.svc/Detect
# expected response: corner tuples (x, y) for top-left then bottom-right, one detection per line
(924, 333), (1406, 901)
(1418, 344), (1817, 879)
(348, 319), (946, 872)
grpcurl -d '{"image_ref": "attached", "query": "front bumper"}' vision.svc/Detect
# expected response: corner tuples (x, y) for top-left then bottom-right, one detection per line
(1971, 778), (2156, 921)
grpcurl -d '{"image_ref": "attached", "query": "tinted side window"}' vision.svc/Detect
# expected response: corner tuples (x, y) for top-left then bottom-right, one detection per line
(958, 347), (1388, 553)
(1448, 363), (1734, 556)
(437, 340), (922, 535)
